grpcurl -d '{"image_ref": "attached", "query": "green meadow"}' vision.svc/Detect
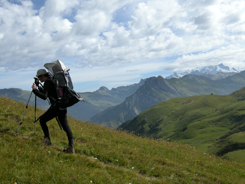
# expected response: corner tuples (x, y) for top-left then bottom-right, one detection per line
(120, 87), (245, 164)
(0, 96), (245, 183)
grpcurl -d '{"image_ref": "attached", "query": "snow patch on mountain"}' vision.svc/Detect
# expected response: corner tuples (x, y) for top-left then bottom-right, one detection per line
(165, 63), (239, 79)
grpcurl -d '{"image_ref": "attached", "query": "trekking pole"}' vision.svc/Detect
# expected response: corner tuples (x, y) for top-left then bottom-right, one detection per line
(17, 91), (33, 134)
(45, 98), (63, 130)
(34, 94), (37, 133)
(33, 105), (63, 130)
(56, 117), (63, 130)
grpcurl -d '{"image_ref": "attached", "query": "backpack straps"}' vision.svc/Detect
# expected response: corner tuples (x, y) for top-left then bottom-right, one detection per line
(52, 79), (62, 100)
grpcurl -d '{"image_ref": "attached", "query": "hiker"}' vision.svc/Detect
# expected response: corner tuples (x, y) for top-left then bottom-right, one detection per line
(31, 69), (75, 153)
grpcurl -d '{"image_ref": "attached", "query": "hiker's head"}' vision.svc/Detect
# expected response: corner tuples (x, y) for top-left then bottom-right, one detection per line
(36, 69), (49, 82)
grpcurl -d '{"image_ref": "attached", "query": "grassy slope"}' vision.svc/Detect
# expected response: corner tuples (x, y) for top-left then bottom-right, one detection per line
(1, 97), (245, 184)
(119, 87), (245, 163)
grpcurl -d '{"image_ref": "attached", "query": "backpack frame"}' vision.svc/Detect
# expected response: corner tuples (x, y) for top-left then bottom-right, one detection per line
(44, 60), (84, 108)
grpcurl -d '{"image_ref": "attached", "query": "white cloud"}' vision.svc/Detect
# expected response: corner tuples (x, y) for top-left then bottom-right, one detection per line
(169, 45), (245, 71)
(39, 0), (80, 19)
(0, 0), (245, 92)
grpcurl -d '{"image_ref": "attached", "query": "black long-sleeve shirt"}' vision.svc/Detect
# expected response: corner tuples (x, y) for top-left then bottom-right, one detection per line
(32, 78), (58, 105)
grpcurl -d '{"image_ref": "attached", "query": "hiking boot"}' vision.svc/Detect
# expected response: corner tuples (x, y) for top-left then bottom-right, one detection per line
(43, 138), (51, 146)
(63, 146), (75, 154)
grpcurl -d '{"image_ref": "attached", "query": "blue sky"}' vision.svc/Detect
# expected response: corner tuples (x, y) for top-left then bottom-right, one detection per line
(0, 0), (245, 92)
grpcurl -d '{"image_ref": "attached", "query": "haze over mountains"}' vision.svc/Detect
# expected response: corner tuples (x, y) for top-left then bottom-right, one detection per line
(0, 63), (244, 128)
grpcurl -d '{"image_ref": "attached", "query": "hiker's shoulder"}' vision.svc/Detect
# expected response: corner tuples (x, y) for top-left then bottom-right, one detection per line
(44, 78), (56, 87)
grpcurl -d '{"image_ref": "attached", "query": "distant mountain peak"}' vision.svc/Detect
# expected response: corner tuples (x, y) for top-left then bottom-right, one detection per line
(97, 86), (109, 92)
(165, 63), (239, 79)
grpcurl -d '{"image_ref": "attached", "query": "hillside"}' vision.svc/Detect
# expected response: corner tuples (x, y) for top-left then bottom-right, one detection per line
(1, 96), (245, 183)
(119, 87), (245, 162)
(91, 71), (245, 128)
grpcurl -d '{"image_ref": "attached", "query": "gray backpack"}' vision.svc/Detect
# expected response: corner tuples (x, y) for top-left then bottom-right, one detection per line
(44, 60), (84, 108)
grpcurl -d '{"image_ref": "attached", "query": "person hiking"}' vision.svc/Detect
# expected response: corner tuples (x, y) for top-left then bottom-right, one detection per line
(32, 69), (75, 153)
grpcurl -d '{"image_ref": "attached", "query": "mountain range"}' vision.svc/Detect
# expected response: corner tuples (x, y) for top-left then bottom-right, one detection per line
(165, 63), (239, 79)
(91, 69), (245, 128)
(0, 79), (145, 121)
(1, 63), (244, 128)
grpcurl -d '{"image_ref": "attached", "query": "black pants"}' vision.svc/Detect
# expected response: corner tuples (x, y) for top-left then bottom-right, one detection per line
(39, 106), (74, 148)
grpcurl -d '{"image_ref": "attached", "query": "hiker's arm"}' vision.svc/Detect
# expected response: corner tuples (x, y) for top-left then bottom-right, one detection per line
(38, 85), (45, 93)
(32, 83), (48, 100)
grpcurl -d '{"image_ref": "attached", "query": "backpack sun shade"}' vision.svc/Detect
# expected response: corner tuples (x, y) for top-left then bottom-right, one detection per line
(44, 59), (84, 108)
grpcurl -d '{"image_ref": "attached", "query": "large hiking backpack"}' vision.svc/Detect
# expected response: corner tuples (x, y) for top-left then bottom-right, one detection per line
(44, 59), (84, 108)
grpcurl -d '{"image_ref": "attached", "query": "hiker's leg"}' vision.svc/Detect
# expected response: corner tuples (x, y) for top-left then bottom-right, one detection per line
(58, 109), (74, 148)
(39, 107), (57, 140)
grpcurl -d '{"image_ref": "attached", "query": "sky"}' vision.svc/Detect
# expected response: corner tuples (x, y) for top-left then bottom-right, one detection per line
(0, 0), (245, 92)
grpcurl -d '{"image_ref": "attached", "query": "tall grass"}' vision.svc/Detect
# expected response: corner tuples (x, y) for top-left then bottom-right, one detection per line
(0, 96), (245, 183)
